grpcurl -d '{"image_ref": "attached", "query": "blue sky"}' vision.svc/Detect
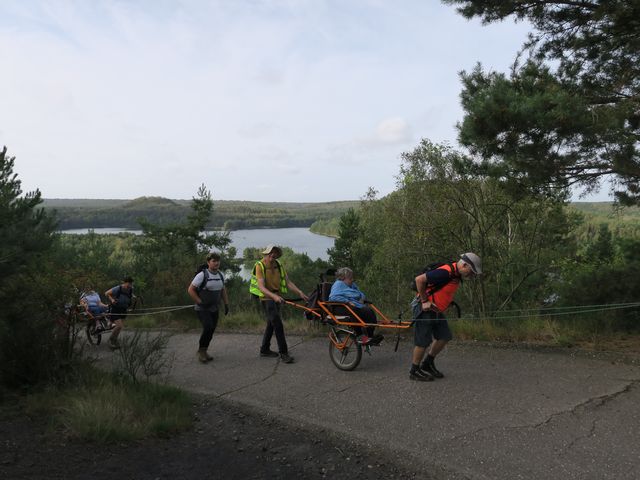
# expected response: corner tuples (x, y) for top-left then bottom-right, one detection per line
(0, 1), (611, 202)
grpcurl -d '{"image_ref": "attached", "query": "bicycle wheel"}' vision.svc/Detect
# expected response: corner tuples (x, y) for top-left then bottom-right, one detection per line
(86, 322), (102, 346)
(329, 328), (362, 371)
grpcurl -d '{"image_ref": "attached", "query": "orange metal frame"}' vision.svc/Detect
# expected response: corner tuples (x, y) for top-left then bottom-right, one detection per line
(284, 299), (412, 330)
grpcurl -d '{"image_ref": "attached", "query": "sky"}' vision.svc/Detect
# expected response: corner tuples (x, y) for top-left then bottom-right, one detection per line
(0, 0), (612, 202)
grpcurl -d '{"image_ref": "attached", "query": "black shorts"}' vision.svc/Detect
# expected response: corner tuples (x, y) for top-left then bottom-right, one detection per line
(413, 310), (452, 347)
(110, 305), (128, 321)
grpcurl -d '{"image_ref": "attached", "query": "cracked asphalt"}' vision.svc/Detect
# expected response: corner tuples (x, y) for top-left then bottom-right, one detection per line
(99, 332), (640, 479)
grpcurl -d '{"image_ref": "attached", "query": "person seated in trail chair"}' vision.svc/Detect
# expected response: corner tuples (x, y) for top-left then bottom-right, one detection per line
(79, 286), (110, 331)
(105, 276), (134, 350)
(328, 267), (387, 345)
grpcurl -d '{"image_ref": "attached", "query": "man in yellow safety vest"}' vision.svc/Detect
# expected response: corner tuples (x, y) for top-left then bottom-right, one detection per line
(249, 245), (308, 364)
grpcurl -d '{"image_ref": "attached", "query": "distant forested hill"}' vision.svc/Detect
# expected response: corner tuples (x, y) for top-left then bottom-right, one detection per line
(569, 202), (640, 239)
(43, 197), (359, 230)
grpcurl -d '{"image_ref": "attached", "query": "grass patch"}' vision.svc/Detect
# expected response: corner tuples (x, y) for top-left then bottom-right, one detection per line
(222, 310), (266, 331)
(26, 370), (192, 442)
(126, 315), (159, 329)
(452, 313), (640, 353)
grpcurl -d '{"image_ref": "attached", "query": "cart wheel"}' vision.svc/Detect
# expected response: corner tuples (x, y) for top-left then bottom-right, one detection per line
(86, 323), (102, 346)
(329, 329), (362, 371)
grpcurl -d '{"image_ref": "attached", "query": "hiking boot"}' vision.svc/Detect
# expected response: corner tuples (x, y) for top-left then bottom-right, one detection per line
(409, 368), (434, 382)
(421, 359), (444, 378)
(370, 334), (384, 345)
(197, 349), (209, 363)
(280, 353), (295, 364)
(204, 351), (213, 362)
(260, 350), (279, 358)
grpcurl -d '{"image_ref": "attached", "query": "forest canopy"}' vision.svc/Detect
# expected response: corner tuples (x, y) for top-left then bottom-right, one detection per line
(43, 197), (359, 230)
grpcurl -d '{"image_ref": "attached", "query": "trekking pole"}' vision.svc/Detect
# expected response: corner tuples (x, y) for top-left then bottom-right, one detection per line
(394, 309), (403, 352)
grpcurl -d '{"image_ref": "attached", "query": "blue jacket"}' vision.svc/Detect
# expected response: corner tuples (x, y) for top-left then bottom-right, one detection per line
(328, 280), (366, 308)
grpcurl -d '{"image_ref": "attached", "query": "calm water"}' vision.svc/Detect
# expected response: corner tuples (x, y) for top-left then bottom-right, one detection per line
(60, 227), (334, 261)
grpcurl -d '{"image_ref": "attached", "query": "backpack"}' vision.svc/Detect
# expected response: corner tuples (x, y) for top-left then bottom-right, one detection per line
(195, 264), (225, 292)
(410, 261), (457, 295)
(113, 285), (133, 308)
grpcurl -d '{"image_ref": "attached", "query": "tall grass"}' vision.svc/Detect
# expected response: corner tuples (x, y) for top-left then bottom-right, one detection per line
(453, 312), (640, 350)
(26, 372), (192, 442)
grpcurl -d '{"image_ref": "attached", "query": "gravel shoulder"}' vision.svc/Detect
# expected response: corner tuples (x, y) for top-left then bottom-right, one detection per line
(0, 393), (429, 480)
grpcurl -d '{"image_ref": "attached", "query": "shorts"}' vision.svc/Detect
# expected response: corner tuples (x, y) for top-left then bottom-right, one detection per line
(413, 309), (452, 347)
(110, 304), (128, 321)
(88, 305), (107, 316)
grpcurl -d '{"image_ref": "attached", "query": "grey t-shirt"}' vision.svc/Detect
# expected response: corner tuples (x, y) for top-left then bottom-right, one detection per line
(191, 270), (224, 312)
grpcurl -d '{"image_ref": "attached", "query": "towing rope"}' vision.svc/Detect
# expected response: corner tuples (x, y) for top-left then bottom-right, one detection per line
(87, 301), (640, 320)
(290, 300), (640, 325)
(118, 305), (193, 316)
(467, 302), (640, 321)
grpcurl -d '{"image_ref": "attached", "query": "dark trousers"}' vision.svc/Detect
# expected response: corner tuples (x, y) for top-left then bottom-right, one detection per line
(260, 300), (288, 354)
(197, 309), (219, 349)
(333, 304), (377, 337)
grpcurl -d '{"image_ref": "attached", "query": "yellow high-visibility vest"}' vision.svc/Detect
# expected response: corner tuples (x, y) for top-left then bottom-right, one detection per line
(249, 259), (288, 297)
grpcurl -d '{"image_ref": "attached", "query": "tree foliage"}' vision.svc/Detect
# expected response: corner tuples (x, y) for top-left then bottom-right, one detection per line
(444, 0), (640, 204)
(0, 146), (56, 279)
(553, 225), (640, 330)
(327, 208), (361, 269)
(0, 146), (66, 387)
(343, 140), (575, 317)
(134, 184), (238, 306)
(45, 197), (358, 230)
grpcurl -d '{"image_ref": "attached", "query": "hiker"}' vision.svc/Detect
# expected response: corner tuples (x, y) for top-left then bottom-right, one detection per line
(105, 276), (134, 350)
(188, 252), (229, 363)
(409, 253), (482, 382)
(328, 267), (386, 345)
(249, 244), (308, 364)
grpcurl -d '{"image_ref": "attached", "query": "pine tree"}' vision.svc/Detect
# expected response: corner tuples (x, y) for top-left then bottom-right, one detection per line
(445, 0), (640, 204)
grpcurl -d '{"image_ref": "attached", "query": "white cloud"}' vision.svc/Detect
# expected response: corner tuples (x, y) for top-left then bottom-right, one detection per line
(374, 117), (411, 144)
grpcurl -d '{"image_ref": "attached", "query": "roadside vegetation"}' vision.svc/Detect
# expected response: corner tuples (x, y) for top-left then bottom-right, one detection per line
(24, 371), (192, 442)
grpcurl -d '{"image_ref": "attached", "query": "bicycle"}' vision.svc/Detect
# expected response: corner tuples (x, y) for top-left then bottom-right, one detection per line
(84, 309), (115, 346)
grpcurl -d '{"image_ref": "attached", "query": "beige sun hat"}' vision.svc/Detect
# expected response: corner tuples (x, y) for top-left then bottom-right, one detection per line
(262, 244), (283, 257)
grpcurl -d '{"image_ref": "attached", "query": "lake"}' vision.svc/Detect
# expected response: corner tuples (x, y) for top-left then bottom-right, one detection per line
(60, 227), (335, 261)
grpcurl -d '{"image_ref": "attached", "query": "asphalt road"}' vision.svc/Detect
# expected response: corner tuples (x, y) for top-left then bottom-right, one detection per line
(97, 331), (640, 480)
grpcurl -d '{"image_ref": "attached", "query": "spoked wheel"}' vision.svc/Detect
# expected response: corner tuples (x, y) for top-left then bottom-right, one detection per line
(86, 322), (102, 345)
(329, 328), (362, 371)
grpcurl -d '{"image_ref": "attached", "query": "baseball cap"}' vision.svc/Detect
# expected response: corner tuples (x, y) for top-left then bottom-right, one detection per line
(460, 252), (482, 275)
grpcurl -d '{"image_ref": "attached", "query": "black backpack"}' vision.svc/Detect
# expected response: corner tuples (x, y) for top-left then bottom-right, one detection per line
(410, 261), (457, 295)
(113, 285), (134, 308)
(195, 264), (225, 292)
